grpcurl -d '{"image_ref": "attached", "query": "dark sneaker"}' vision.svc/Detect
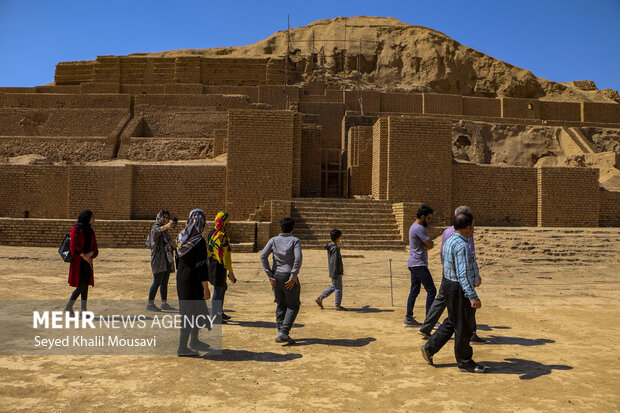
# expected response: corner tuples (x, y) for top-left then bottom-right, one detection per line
(177, 348), (201, 357)
(160, 303), (176, 311)
(64, 307), (75, 317)
(420, 345), (434, 365)
(221, 312), (232, 320)
(275, 332), (295, 344)
(459, 363), (488, 373)
(404, 317), (422, 327)
(418, 330), (430, 339)
(146, 304), (162, 312)
(315, 297), (324, 309)
(433, 322), (441, 330)
(470, 334), (486, 343)
(335, 305), (348, 311)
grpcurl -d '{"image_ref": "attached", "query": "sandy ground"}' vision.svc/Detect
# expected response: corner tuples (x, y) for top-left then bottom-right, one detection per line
(0, 227), (619, 412)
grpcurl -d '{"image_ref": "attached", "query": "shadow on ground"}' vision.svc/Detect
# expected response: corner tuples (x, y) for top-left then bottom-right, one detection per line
(478, 336), (555, 346)
(345, 306), (394, 313)
(292, 337), (376, 347)
(203, 349), (302, 362)
(433, 358), (572, 380)
(227, 320), (305, 329)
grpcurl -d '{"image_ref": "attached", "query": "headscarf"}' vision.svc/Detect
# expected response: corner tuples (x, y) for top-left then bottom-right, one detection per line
(176, 209), (206, 257)
(155, 210), (169, 227)
(75, 209), (93, 253)
(208, 211), (231, 266)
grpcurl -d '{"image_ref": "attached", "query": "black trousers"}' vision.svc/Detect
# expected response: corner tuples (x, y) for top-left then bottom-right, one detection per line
(420, 286), (478, 336)
(425, 278), (476, 370)
(273, 273), (301, 335)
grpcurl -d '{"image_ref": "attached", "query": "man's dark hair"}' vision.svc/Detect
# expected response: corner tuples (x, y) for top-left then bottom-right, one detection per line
(417, 205), (434, 219)
(454, 212), (474, 230)
(330, 229), (342, 242)
(280, 217), (295, 233)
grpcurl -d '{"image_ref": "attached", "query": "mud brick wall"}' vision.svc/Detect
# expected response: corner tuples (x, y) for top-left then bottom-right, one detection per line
(204, 86), (260, 102)
(391, 202), (423, 242)
(599, 190), (620, 226)
(341, 113), (378, 151)
(124, 137), (213, 161)
(347, 126), (373, 196)
(0, 93), (130, 109)
(0, 218), (260, 249)
(344, 90), (381, 113)
(537, 167), (600, 227)
(212, 129), (227, 157)
(423, 94), (463, 115)
(134, 94), (251, 111)
(501, 98), (541, 120)
(582, 102), (620, 124)
(55, 61), (94, 85)
(257, 85), (300, 110)
(137, 109), (227, 138)
(93, 56), (121, 83)
(463, 96), (501, 117)
(380, 93), (423, 113)
(0, 165), (68, 218)
(131, 164), (226, 220)
(452, 164), (538, 226)
(298, 102), (346, 149)
(292, 113), (302, 197)
(371, 117), (389, 199)
(385, 116), (453, 224)
(226, 109), (295, 219)
(541, 101), (581, 122)
(80, 83), (120, 94)
(67, 165), (133, 220)
(0, 108), (128, 137)
(0, 137), (108, 162)
(163, 84), (203, 94)
(300, 125), (322, 197)
(120, 57), (147, 84)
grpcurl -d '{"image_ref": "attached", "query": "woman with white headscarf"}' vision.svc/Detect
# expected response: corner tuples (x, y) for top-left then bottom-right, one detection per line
(175, 209), (211, 357)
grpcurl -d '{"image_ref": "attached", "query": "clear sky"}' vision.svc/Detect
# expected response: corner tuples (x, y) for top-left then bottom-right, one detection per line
(0, 0), (618, 91)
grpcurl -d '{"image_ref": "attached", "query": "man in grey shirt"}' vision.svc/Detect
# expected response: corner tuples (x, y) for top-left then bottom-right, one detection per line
(260, 217), (303, 344)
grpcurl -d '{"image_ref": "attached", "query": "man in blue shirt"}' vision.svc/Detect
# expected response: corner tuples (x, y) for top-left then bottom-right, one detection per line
(261, 217), (303, 344)
(419, 206), (485, 343)
(421, 212), (488, 373)
(404, 205), (437, 327)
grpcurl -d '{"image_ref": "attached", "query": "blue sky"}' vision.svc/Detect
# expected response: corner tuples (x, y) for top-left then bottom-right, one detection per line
(0, 0), (618, 90)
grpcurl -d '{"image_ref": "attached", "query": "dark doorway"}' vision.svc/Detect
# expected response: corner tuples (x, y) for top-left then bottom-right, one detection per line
(322, 148), (345, 197)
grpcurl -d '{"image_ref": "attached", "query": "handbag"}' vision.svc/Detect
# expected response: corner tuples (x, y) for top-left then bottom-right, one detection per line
(58, 234), (72, 262)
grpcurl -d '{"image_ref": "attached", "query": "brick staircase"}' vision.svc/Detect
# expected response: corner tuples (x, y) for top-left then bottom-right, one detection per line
(290, 198), (406, 250)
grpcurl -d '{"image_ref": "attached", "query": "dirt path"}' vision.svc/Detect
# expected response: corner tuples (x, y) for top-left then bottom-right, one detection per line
(0, 228), (618, 411)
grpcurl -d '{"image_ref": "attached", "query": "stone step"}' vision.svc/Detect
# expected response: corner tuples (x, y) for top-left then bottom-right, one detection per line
(292, 212), (397, 219)
(294, 221), (399, 228)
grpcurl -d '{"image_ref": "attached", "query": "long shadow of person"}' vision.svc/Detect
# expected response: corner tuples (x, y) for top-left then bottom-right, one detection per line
(475, 324), (512, 331)
(203, 349), (302, 362)
(480, 358), (572, 380)
(479, 336), (555, 346)
(227, 320), (305, 329)
(293, 337), (376, 347)
(346, 306), (394, 313)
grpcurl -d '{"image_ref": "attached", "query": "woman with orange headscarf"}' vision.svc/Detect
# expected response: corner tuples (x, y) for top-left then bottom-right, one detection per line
(207, 211), (236, 323)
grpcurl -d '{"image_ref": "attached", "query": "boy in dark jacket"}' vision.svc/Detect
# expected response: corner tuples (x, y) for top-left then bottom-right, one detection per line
(315, 229), (347, 311)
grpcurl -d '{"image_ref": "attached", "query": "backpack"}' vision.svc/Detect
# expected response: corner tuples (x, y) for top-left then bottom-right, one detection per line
(58, 234), (72, 262)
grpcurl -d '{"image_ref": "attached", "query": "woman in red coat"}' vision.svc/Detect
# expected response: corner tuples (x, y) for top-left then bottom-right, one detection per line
(64, 209), (98, 316)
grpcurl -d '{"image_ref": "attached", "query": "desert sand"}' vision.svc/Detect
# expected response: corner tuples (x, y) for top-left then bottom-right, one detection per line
(0, 227), (619, 411)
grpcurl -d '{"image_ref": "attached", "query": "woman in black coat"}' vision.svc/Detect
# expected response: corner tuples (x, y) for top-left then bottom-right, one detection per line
(175, 209), (211, 357)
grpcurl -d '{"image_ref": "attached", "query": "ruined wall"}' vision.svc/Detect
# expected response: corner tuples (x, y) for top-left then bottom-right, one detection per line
(226, 109), (295, 219)
(384, 116), (453, 223)
(347, 126), (373, 196)
(0, 137), (109, 162)
(371, 117), (388, 200)
(300, 124), (322, 197)
(537, 167), (600, 227)
(599, 190), (620, 227)
(131, 164), (226, 220)
(452, 164), (538, 226)
(0, 165), (68, 218)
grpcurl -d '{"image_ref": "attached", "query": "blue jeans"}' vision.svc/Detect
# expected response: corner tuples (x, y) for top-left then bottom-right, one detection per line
(320, 275), (343, 306)
(406, 266), (436, 319)
(148, 271), (170, 302)
(212, 283), (228, 309)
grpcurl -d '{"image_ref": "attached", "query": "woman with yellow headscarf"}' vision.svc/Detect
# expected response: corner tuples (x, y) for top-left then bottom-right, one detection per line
(207, 211), (236, 323)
